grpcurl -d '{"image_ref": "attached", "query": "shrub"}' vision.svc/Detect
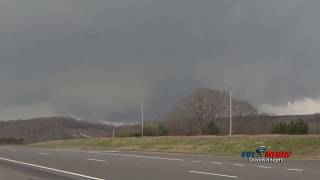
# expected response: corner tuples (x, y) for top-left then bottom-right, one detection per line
(158, 123), (169, 136)
(272, 123), (288, 134)
(207, 121), (220, 135)
(144, 122), (168, 136)
(287, 119), (308, 134)
(272, 119), (308, 134)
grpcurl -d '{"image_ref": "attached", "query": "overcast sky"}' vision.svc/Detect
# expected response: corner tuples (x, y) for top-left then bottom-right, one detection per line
(1, 0), (320, 122)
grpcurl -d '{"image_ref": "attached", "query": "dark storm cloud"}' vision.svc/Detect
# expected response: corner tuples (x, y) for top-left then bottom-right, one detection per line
(1, 0), (320, 121)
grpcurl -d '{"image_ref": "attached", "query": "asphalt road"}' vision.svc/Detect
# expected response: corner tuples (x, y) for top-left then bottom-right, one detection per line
(0, 146), (319, 180)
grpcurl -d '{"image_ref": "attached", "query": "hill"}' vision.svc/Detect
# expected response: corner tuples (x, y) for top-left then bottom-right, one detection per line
(0, 117), (113, 144)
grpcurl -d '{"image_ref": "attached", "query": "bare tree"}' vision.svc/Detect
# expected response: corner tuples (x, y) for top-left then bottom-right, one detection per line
(170, 88), (258, 135)
(232, 100), (258, 118)
(181, 89), (225, 134)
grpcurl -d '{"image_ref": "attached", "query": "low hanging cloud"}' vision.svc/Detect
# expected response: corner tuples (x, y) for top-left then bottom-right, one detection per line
(260, 97), (320, 115)
(1, 0), (320, 121)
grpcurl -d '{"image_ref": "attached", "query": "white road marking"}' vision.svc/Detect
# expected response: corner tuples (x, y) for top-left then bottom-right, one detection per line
(99, 152), (185, 161)
(101, 151), (119, 153)
(0, 157), (104, 180)
(232, 163), (245, 167)
(211, 161), (223, 165)
(56, 149), (185, 162)
(39, 153), (49, 155)
(258, 166), (272, 169)
(189, 171), (238, 178)
(87, 158), (106, 162)
(192, 160), (203, 163)
(287, 168), (303, 172)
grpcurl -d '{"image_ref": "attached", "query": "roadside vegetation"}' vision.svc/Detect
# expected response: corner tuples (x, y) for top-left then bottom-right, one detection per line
(272, 119), (308, 134)
(32, 135), (320, 159)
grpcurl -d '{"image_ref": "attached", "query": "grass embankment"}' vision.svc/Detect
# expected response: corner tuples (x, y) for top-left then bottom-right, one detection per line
(32, 135), (320, 159)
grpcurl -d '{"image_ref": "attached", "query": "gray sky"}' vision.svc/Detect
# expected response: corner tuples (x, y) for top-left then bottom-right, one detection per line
(1, 0), (320, 122)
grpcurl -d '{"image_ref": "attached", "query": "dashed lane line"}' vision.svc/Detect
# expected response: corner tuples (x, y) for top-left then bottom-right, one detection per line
(189, 170), (238, 178)
(287, 168), (303, 172)
(192, 160), (203, 163)
(47, 148), (306, 173)
(257, 166), (272, 169)
(87, 158), (106, 162)
(232, 163), (245, 167)
(54, 149), (185, 162)
(97, 152), (185, 162)
(210, 161), (223, 165)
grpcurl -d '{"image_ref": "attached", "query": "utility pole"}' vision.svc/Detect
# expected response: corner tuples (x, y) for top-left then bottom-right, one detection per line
(112, 127), (115, 140)
(229, 91), (232, 136)
(141, 103), (144, 137)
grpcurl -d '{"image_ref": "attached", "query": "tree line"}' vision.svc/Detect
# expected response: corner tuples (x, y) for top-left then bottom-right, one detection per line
(116, 88), (312, 136)
(0, 138), (24, 144)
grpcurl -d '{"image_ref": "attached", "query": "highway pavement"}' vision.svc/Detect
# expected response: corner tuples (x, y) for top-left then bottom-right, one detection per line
(0, 146), (319, 180)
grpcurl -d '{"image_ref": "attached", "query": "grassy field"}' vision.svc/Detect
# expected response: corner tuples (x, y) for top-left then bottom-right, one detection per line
(31, 135), (320, 159)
